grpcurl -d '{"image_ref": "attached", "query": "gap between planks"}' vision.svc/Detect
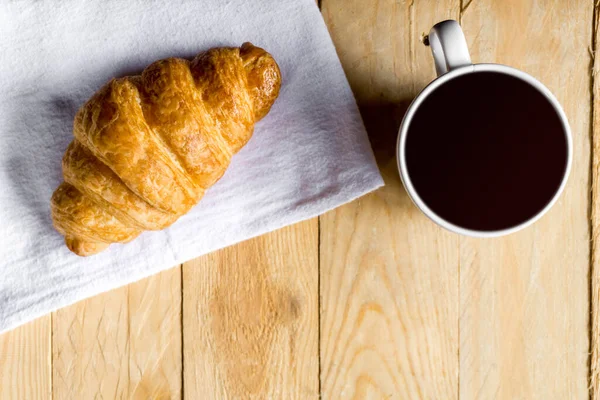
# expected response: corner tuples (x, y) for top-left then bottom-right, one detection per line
(590, 0), (600, 397)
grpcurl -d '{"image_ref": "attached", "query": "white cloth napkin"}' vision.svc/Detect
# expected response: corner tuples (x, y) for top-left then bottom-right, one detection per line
(0, 0), (383, 333)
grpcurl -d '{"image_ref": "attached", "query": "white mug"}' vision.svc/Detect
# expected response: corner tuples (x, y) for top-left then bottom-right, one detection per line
(396, 20), (572, 237)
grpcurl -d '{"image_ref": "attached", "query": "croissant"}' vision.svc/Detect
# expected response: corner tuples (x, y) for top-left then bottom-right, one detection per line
(50, 43), (281, 256)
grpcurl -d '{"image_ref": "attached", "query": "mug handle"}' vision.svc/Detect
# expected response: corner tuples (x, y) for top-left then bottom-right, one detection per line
(428, 20), (472, 76)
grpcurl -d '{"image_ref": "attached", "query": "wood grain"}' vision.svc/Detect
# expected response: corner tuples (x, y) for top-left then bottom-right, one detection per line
(591, 2), (600, 398)
(0, 317), (51, 399)
(52, 268), (181, 399)
(320, 1), (460, 398)
(127, 268), (182, 399)
(459, 1), (591, 399)
(1, 2), (596, 399)
(182, 219), (319, 399)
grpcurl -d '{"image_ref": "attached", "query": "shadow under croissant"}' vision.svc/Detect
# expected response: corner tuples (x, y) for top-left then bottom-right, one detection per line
(7, 45), (277, 256)
(47, 43), (281, 256)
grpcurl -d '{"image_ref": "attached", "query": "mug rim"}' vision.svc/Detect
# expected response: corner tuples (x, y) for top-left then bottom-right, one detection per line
(396, 63), (573, 238)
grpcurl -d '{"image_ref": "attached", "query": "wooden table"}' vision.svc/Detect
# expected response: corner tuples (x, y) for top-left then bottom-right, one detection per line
(1, 0), (597, 398)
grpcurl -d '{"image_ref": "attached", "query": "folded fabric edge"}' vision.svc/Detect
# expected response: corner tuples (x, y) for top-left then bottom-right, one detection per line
(0, 177), (384, 335)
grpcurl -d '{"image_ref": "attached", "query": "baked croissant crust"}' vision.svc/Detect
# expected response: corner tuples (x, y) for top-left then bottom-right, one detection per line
(50, 43), (281, 256)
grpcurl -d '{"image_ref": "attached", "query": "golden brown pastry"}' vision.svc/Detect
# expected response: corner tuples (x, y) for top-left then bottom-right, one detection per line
(51, 43), (281, 256)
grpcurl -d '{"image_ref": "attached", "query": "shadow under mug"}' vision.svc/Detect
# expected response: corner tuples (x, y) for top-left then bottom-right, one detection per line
(396, 20), (572, 237)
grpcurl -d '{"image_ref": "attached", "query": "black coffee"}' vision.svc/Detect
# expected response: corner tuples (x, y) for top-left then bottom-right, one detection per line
(404, 71), (568, 231)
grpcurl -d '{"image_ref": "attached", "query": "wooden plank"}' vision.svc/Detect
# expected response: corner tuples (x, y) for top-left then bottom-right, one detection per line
(591, 2), (600, 398)
(52, 268), (182, 399)
(459, 1), (591, 399)
(127, 268), (182, 399)
(320, 1), (460, 398)
(182, 219), (319, 399)
(52, 286), (132, 399)
(0, 317), (51, 399)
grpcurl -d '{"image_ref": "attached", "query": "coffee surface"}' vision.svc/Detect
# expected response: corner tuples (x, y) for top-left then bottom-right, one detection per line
(404, 71), (568, 231)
